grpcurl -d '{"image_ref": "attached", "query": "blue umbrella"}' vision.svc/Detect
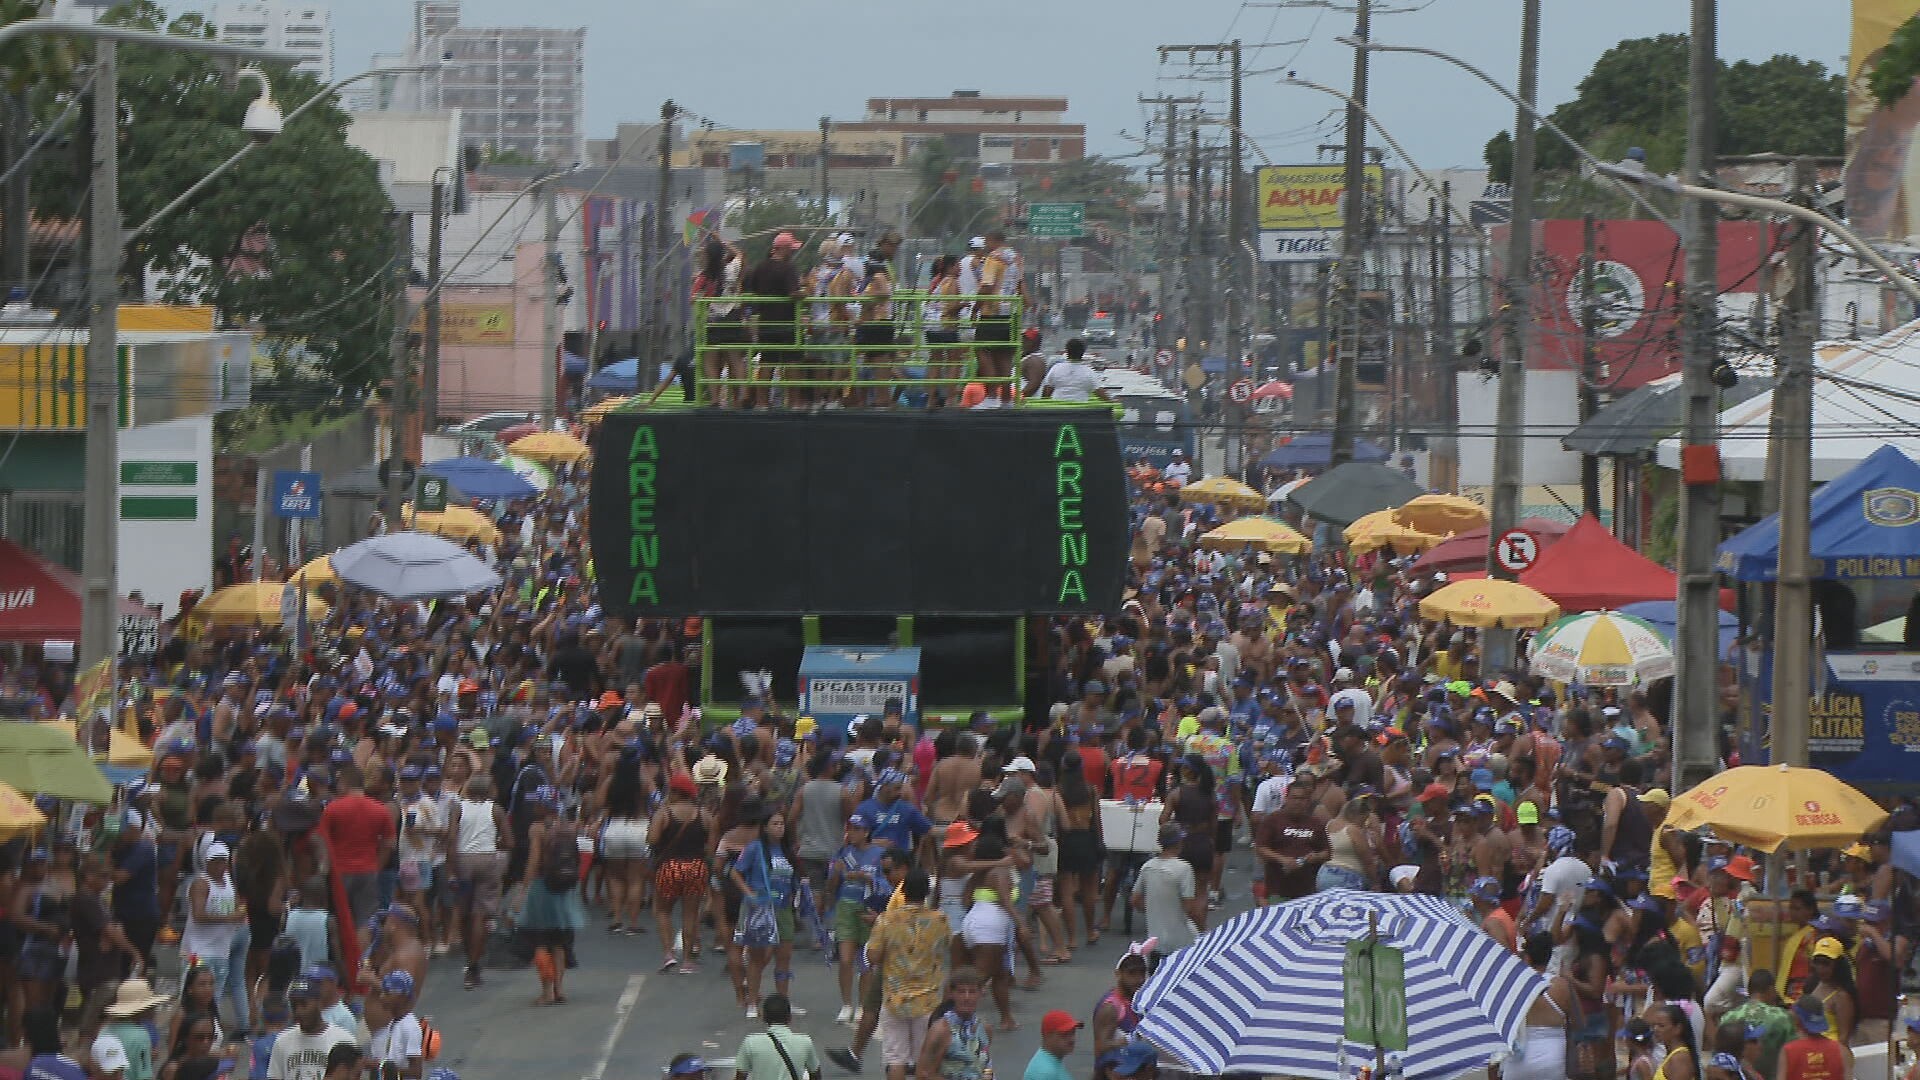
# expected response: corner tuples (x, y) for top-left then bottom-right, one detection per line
(1260, 432), (1391, 470)
(1616, 600), (1739, 658)
(1136, 890), (1545, 1080)
(587, 358), (640, 393)
(424, 457), (538, 501)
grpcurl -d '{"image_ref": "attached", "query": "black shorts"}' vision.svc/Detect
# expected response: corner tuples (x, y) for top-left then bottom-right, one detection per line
(976, 317), (1016, 346)
(854, 324), (896, 349)
(925, 329), (961, 345)
(706, 321), (751, 347)
(1215, 819), (1234, 854)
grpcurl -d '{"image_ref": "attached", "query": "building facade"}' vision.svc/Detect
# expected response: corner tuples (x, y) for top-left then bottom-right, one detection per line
(843, 91), (1085, 168)
(397, 0), (586, 166)
(204, 2), (334, 81)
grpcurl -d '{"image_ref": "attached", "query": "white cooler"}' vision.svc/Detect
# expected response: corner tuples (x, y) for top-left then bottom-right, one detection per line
(1100, 799), (1166, 854)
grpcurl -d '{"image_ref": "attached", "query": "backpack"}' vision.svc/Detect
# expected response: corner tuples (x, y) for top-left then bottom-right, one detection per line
(542, 824), (580, 893)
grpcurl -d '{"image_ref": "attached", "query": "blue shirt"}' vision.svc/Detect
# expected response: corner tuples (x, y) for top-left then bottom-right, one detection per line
(27, 1055), (87, 1080)
(112, 839), (160, 921)
(853, 798), (931, 851)
(1023, 1049), (1074, 1080)
(831, 843), (885, 905)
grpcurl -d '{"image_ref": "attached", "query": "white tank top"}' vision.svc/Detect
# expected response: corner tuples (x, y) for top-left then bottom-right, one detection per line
(181, 873), (240, 960)
(455, 797), (498, 854)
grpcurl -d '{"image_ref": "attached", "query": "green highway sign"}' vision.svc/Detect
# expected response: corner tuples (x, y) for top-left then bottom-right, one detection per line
(1027, 202), (1086, 238)
(1342, 938), (1408, 1051)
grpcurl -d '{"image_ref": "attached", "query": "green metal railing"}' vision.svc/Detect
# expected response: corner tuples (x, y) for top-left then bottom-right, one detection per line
(691, 292), (1024, 405)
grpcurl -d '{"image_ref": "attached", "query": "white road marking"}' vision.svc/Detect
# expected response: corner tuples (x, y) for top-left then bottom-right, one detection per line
(583, 973), (645, 1080)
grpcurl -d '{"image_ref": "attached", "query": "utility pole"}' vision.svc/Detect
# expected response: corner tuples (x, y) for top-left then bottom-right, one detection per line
(1579, 213), (1601, 517)
(1431, 183), (1459, 493)
(423, 178), (445, 426)
(1769, 156), (1817, 769)
(1674, 0), (1723, 791)
(819, 115), (831, 217)
(1482, 0), (1539, 672)
(2, 92), (28, 298)
(383, 210), (411, 532)
(80, 40), (119, 672)
(649, 100), (675, 386)
(1227, 40), (1246, 476)
(1187, 126), (1204, 381)
(541, 183), (559, 426)
(1329, 0), (1369, 466)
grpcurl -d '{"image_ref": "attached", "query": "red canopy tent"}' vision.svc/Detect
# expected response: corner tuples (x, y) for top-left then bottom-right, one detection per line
(1410, 517), (1573, 575)
(1517, 515), (1683, 612)
(0, 538), (150, 641)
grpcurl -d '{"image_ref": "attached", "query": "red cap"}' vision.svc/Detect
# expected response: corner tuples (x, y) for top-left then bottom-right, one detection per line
(337, 702), (360, 720)
(668, 773), (698, 799)
(1040, 1011), (1082, 1036)
(1416, 782), (1451, 805)
(457, 679), (480, 694)
(1723, 855), (1759, 883)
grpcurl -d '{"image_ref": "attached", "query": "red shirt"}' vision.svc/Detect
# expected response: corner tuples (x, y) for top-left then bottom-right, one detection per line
(643, 661), (691, 726)
(1078, 746), (1110, 798)
(317, 792), (394, 875)
(1782, 1035), (1845, 1080)
(1110, 754), (1163, 803)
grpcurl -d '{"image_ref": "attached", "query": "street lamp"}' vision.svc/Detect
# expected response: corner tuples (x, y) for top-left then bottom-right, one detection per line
(1336, 35), (1677, 230)
(22, 20), (307, 675)
(130, 59), (447, 243)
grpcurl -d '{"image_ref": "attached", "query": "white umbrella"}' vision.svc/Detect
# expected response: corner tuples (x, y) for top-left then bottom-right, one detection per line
(1267, 476), (1310, 503)
(330, 531), (501, 602)
(1528, 609), (1674, 686)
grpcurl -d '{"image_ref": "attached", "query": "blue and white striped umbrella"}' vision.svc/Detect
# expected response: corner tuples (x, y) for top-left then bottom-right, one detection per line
(1135, 890), (1546, 1080)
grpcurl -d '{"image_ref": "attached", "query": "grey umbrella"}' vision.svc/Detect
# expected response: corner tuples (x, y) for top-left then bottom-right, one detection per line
(1287, 461), (1425, 527)
(330, 530), (502, 602)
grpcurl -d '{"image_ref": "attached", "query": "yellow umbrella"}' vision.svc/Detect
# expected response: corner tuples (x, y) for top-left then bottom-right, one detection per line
(1664, 764), (1888, 853)
(1418, 578), (1561, 629)
(1179, 476), (1267, 513)
(1343, 509), (1444, 554)
(191, 582), (329, 627)
(508, 431), (591, 465)
(291, 554), (336, 586)
(1198, 517), (1311, 556)
(0, 781), (45, 841)
(1393, 493), (1487, 536)
(41, 720), (149, 769)
(402, 505), (504, 545)
(582, 396), (632, 422)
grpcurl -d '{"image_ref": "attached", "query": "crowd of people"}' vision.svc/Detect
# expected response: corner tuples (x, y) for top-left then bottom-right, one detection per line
(0, 392), (1916, 1080)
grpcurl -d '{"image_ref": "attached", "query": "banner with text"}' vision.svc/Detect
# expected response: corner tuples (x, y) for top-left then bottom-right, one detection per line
(1257, 164), (1385, 232)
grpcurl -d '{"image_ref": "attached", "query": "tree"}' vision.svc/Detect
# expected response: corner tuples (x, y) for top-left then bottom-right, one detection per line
(728, 195), (828, 266)
(1486, 35), (1843, 179)
(1869, 12), (1920, 109)
(32, 3), (395, 416)
(908, 141), (995, 244)
(0, 0), (81, 291)
(1025, 155), (1142, 224)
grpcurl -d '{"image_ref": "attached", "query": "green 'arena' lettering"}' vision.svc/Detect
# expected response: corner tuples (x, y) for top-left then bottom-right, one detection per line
(627, 425), (661, 608)
(1055, 424), (1088, 605)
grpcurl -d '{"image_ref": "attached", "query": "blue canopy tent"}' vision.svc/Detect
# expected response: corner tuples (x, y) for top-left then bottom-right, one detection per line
(1259, 432), (1390, 470)
(423, 456), (538, 501)
(1716, 443), (1920, 582)
(586, 358), (640, 394)
(561, 350), (590, 377)
(1716, 444), (1920, 788)
(1616, 600), (1738, 658)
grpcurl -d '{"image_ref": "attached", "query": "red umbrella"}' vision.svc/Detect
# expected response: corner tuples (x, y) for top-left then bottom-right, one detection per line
(1250, 381), (1293, 401)
(497, 421), (542, 445)
(1409, 517), (1572, 575)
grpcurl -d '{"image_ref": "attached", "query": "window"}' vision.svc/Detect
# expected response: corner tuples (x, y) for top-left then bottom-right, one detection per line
(982, 136), (1014, 149)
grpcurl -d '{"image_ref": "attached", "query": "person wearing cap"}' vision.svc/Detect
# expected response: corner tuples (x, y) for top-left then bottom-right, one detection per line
(827, 814), (887, 1025)
(744, 233), (805, 408)
(1801, 936), (1857, 1044)
(394, 767), (443, 957)
(264, 979), (352, 1080)
(1469, 876), (1517, 954)
(854, 771), (931, 856)
(368, 970), (423, 1080)
(101, 977), (168, 1080)
(179, 840), (248, 1036)
(1022, 1011), (1080, 1080)
(973, 230), (1024, 403)
(1777, 996), (1852, 1080)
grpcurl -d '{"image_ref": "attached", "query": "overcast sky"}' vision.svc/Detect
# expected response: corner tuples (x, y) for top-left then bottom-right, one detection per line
(315, 0), (1848, 174)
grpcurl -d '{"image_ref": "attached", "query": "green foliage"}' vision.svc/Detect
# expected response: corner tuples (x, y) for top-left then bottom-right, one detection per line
(728, 195), (828, 265)
(1025, 155), (1142, 224)
(908, 141), (995, 242)
(1868, 13), (1920, 109)
(32, 2), (395, 414)
(1485, 131), (1513, 185)
(1488, 35), (1843, 183)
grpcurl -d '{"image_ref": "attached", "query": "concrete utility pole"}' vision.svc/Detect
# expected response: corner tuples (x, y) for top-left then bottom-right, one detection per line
(649, 100), (675, 384)
(1770, 156), (1818, 769)
(1674, 0), (1723, 791)
(383, 211), (412, 531)
(819, 115), (831, 215)
(1579, 213), (1601, 517)
(1481, 0), (1539, 672)
(1187, 126), (1206, 381)
(1431, 183), (1459, 493)
(1329, 0), (1369, 466)
(423, 178), (445, 426)
(541, 183), (559, 426)
(80, 40), (119, 671)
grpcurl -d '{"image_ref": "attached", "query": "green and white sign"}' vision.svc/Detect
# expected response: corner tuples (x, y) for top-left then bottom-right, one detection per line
(416, 474), (449, 513)
(120, 460), (196, 486)
(1342, 938), (1408, 1051)
(1027, 202), (1086, 238)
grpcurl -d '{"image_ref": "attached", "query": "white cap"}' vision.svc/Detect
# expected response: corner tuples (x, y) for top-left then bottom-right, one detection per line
(92, 1033), (130, 1075)
(837, 232), (856, 248)
(1334, 667), (1355, 682)
(969, 236), (987, 250)
(1388, 865), (1421, 889)
(1003, 755), (1038, 774)
(205, 841), (231, 860)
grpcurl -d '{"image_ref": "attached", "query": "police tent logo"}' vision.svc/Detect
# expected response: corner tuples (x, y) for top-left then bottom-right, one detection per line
(1863, 487), (1920, 528)
(1566, 260), (1646, 339)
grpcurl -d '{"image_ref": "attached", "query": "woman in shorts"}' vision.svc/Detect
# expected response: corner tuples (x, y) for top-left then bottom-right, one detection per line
(959, 830), (1020, 1032)
(596, 749), (654, 935)
(650, 774), (712, 974)
(728, 810), (799, 1017)
(695, 239), (748, 407)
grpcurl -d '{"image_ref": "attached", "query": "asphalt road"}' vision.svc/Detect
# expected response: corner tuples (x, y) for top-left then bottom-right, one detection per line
(416, 853), (1261, 1080)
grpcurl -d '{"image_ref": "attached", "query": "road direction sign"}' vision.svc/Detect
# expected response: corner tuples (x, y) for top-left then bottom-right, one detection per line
(1494, 528), (1542, 573)
(1228, 380), (1253, 403)
(1027, 202), (1086, 238)
(1155, 349), (1174, 368)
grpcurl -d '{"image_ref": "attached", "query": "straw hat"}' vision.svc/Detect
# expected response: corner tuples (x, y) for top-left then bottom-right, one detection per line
(104, 977), (168, 1018)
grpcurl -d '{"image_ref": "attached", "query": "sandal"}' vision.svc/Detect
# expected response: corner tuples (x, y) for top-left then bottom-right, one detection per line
(1086, 929), (1102, 945)
(1042, 954), (1071, 965)
(659, 954), (679, 972)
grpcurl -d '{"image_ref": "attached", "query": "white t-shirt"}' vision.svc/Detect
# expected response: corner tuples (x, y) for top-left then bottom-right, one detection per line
(267, 1024), (353, 1080)
(370, 1014), (424, 1071)
(1328, 688), (1374, 727)
(1251, 774), (1293, 816)
(1163, 459), (1192, 484)
(399, 794), (444, 867)
(1538, 854), (1594, 972)
(1040, 360), (1102, 402)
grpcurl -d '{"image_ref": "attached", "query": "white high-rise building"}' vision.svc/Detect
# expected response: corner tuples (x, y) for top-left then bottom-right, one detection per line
(204, 3), (334, 82)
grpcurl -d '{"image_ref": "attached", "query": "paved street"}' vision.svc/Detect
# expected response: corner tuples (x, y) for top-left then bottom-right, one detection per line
(415, 856), (1259, 1080)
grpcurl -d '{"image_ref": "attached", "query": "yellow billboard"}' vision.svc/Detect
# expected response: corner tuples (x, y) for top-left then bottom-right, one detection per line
(1257, 164), (1384, 231)
(410, 303), (515, 346)
(1852, 1), (1920, 137)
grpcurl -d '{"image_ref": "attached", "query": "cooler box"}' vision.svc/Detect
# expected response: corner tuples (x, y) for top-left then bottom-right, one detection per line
(1101, 799), (1165, 854)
